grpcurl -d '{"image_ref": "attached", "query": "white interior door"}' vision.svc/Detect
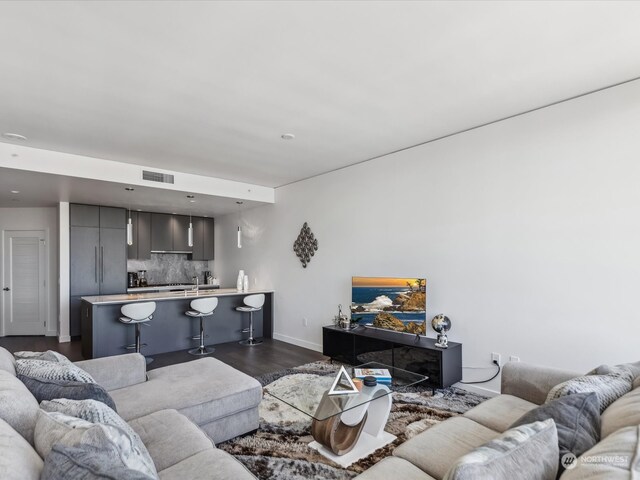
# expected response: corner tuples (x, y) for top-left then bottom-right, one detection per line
(2, 230), (47, 336)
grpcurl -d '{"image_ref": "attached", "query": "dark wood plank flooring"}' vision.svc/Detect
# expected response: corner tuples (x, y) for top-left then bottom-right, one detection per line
(0, 336), (326, 377)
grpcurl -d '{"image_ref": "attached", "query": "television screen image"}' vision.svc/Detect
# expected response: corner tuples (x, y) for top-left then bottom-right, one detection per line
(351, 277), (426, 335)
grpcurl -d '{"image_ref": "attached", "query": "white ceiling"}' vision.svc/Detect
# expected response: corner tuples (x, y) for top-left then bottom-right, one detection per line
(1, 1), (640, 189)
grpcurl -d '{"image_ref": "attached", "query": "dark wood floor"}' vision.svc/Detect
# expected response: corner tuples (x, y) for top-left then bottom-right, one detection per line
(0, 336), (326, 377)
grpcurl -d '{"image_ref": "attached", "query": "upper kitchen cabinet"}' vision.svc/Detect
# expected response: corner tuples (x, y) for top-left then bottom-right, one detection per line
(192, 217), (215, 261)
(150, 213), (211, 255)
(127, 211), (151, 260)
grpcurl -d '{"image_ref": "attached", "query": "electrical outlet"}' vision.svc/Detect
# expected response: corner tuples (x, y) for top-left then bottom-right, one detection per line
(303, 318), (308, 327)
(509, 355), (520, 362)
(491, 352), (502, 365)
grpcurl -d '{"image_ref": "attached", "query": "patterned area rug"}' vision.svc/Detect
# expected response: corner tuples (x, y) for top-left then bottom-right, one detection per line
(218, 361), (488, 480)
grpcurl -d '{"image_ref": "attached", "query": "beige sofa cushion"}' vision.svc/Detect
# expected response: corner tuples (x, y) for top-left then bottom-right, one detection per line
(601, 387), (640, 438)
(129, 409), (214, 472)
(0, 370), (39, 444)
(634, 375), (640, 390)
(393, 417), (499, 479)
(357, 457), (436, 480)
(0, 418), (43, 480)
(0, 347), (16, 375)
(158, 448), (256, 480)
(560, 425), (640, 479)
(463, 394), (537, 433)
(111, 358), (262, 426)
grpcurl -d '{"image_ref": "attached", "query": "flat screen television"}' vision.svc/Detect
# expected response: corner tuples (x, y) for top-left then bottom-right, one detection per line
(350, 277), (427, 335)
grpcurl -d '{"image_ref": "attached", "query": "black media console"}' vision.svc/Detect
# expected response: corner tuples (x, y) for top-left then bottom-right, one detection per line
(322, 325), (462, 389)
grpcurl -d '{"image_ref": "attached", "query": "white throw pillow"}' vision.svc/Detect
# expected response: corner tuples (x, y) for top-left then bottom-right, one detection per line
(15, 359), (95, 384)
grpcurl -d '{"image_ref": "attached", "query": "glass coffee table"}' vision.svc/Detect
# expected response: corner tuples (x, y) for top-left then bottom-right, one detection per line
(264, 362), (428, 467)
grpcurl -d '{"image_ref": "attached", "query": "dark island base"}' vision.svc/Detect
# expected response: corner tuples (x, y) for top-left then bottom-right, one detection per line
(322, 325), (462, 390)
(81, 294), (273, 359)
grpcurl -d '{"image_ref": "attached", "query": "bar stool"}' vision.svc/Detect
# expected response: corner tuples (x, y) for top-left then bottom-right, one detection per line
(185, 297), (218, 356)
(237, 294), (265, 346)
(119, 301), (156, 364)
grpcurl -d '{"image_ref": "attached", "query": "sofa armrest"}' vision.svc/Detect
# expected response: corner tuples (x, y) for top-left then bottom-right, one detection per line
(74, 353), (146, 391)
(501, 362), (581, 405)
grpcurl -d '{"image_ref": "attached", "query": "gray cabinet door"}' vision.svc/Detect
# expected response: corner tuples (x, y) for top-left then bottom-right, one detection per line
(137, 212), (152, 259)
(172, 215), (191, 252)
(191, 217), (205, 260)
(70, 204), (100, 227)
(151, 213), (172, 251)
(203, 218), (214, 260)
(69, 295), (84, 337)
(99, 207), (126, 229)
(126, 211), (138, 260)
(99, 228), (127, 295)
(70, 227), (100, 296)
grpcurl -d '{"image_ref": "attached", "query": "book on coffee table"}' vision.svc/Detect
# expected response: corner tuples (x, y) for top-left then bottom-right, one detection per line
(353, 368), (392, 385)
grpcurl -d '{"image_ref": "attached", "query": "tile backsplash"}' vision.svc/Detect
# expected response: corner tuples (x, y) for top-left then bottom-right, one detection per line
(127, 254), (210, 284)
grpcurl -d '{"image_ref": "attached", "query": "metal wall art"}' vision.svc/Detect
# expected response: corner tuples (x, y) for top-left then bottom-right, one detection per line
(293, 222), (318, 268)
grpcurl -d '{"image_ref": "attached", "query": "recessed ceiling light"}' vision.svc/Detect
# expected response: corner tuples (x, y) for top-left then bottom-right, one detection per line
(189, 200), (196, 203)
(281, 133), (295, 140)
(10, 190), (19, 194)
(125, 187), (135, 191)
(2, 133), (27, 141)
(136, 209), (142, 211)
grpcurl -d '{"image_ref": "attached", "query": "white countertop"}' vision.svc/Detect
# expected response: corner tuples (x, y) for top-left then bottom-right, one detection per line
(82, 288), (274, 305)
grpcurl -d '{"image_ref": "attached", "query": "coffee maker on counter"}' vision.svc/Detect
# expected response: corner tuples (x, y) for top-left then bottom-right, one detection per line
(138, 270), (148, 287)
(127, 272), (138, 288)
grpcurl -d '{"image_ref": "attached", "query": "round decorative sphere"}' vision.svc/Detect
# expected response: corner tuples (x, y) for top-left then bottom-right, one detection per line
(431, 314), (451, 334)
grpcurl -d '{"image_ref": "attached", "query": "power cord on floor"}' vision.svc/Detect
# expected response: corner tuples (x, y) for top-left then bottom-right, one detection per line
(459, 360), (501, 384)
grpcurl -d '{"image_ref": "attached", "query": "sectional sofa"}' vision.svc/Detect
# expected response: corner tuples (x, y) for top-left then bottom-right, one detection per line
(0, 347), (260, 479)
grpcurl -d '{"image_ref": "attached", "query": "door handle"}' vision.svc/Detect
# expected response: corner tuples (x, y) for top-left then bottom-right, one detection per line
(101, 246), (104, 283)
(2, 287), (9, 292)
(94, 246), (98, 283)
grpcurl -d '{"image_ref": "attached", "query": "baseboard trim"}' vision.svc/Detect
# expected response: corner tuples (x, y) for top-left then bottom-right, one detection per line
(455, 383), (499, 398)
(58, 335), (71, 343)
(272, 333), (322, 353)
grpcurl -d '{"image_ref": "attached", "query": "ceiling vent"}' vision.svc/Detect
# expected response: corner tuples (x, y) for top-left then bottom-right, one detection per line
(142, 170), (174, 184)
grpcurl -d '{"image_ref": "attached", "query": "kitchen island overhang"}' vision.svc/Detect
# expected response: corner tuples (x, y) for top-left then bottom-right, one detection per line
(80, 289), (274, 359)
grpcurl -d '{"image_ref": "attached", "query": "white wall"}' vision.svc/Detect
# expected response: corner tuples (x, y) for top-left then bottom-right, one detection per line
(58, 202), (70, 342)
(215, 79), (640, 394)
(0, 206), (59, 337)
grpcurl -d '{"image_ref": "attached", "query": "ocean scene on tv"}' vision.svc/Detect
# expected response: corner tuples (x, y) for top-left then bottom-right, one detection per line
(351, 277), (426, 335)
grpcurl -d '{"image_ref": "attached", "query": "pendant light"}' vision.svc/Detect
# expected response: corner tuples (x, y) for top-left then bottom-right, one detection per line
(125, 187), (134, 246)
(236, 201), (243, 249)
(188, 213), (194, 248)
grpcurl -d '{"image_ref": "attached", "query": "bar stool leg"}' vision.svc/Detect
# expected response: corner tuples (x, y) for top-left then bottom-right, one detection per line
(240, 311), (263, 346)
(134, 323), (154, 365)
(188, 315), (215, 356)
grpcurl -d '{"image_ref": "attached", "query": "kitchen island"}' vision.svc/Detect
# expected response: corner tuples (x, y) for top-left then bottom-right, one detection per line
(80, 289), (274, 359)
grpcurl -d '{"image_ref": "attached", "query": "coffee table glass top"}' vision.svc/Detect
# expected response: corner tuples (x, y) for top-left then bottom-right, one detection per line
(264, 362), (428, 421)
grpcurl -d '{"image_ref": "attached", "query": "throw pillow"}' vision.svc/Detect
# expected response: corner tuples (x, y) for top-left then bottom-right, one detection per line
(18, 375), (117, 411)
(443, 419), (559, 480)
(15, 359), (95, 384)
(14, 350), (72, 365)
(42, 443), (155, 480)
(560, 425), (640, 479)
(510, 392), (600, 478)
(0, 370), (40, 445)
(546, 368), (633, 413)
(41, 399), (156, 477)
(601, 387), (640, 438)
(35, 411), (158, 479)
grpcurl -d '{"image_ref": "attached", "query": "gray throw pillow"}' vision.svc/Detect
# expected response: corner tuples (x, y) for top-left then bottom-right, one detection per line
(14, 351), (72, 365)
(42, 443), (155, 480)
(443, 419), (559, 480)
(41, 399), (156, 477)
(17, 374), (117, 411)
(511, 392), (600, 478)
(16, 359), (95, 384)
(546, 367), (633, 413)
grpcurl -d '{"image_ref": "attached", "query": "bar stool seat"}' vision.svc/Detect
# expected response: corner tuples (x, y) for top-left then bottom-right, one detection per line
(186, 297), (218, 356)
(119, 301), (156, 364)
(237, 294), (265, 346)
